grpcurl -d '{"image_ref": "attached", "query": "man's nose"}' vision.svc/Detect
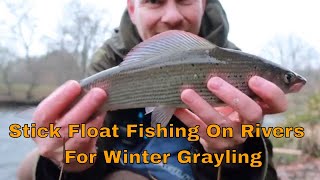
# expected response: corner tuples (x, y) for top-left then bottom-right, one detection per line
(161, 4), (183, 27)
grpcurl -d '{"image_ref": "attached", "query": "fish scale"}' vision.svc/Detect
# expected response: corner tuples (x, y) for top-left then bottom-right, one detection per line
(79, 30), (306, 127)
(96, 57), (258, 110)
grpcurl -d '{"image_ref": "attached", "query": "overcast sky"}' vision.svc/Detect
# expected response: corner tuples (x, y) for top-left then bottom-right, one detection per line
(1, 0), (319, 58)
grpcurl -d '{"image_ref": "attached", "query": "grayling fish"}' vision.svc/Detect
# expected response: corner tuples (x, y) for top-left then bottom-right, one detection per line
(80, 30), (306, 127)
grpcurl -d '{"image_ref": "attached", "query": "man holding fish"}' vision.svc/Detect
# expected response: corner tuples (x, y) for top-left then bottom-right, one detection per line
(18, 0), (306, 180)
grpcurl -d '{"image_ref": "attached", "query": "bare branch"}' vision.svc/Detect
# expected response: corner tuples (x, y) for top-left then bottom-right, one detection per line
(260, 34), (319, 70)
(46, 0), (111, 76)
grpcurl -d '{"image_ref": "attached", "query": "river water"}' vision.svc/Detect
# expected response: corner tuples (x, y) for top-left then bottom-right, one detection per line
(0, 105), (36, 180)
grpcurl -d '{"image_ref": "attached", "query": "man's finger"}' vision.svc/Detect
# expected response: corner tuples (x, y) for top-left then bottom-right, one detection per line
(33, 80), (81, 127)
(174, 108), (208, 138)
(64, 112), (106, 152)
(249, 76), (287, 114)
(215, 106), (235, 117)
(51, 87), (106, 151)
(207, 77), (263, 123)
(38, 111), (106, 160)
(180, 89), (226, 125)
(59, 88), (107, 127)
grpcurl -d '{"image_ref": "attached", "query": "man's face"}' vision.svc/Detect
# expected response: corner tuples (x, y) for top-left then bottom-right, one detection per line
(128, 0), (206, 40)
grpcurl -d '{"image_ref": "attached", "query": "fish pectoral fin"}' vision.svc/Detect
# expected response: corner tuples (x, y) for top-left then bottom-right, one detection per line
(151, 107), (176, 128)
(145, 107), (156, 115)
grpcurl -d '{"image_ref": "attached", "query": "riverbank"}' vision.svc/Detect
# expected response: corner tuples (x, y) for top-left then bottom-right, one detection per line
(277, 157), (320, 180)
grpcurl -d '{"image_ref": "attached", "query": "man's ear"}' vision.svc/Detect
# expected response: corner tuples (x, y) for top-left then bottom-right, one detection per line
(127, 0), (136, 24)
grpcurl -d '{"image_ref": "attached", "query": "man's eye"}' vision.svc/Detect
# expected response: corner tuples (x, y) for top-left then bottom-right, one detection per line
(142, 0), (161, 4)
(149, 0), (160, 3)
(178, 0), (193, 5)
(140, 0), (162, 8)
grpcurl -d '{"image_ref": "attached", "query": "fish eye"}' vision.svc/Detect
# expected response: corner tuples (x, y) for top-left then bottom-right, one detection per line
(284, 72), (295, 84)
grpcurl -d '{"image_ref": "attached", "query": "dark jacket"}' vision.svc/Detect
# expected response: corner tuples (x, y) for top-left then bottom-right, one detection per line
(35, 0), (277, 179)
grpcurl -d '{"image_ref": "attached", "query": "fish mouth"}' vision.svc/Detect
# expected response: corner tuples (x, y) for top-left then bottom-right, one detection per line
(289, 75), (307, 93)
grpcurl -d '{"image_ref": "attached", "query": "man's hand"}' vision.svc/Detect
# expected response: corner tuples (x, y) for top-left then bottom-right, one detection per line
(175, 76), (287, 153)
(32, 80), (107, 172)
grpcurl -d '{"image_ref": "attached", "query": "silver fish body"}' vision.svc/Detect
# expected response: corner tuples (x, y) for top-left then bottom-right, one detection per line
(79, 30), (306, 126)
(83, 49), (258, 108)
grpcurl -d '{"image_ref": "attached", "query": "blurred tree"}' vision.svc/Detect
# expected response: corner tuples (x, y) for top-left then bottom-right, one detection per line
(46, 0), (111, 76)
(41, 50), (83, 84)
(3, 0), (39, 100)
(0, 0), (110, 102)
(0, 47), (16, 96)
(3, 0), (36, 60)
(260, 34), (319, 71)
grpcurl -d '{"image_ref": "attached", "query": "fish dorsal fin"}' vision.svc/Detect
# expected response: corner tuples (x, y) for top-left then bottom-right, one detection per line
(120, 30), (215, 66)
